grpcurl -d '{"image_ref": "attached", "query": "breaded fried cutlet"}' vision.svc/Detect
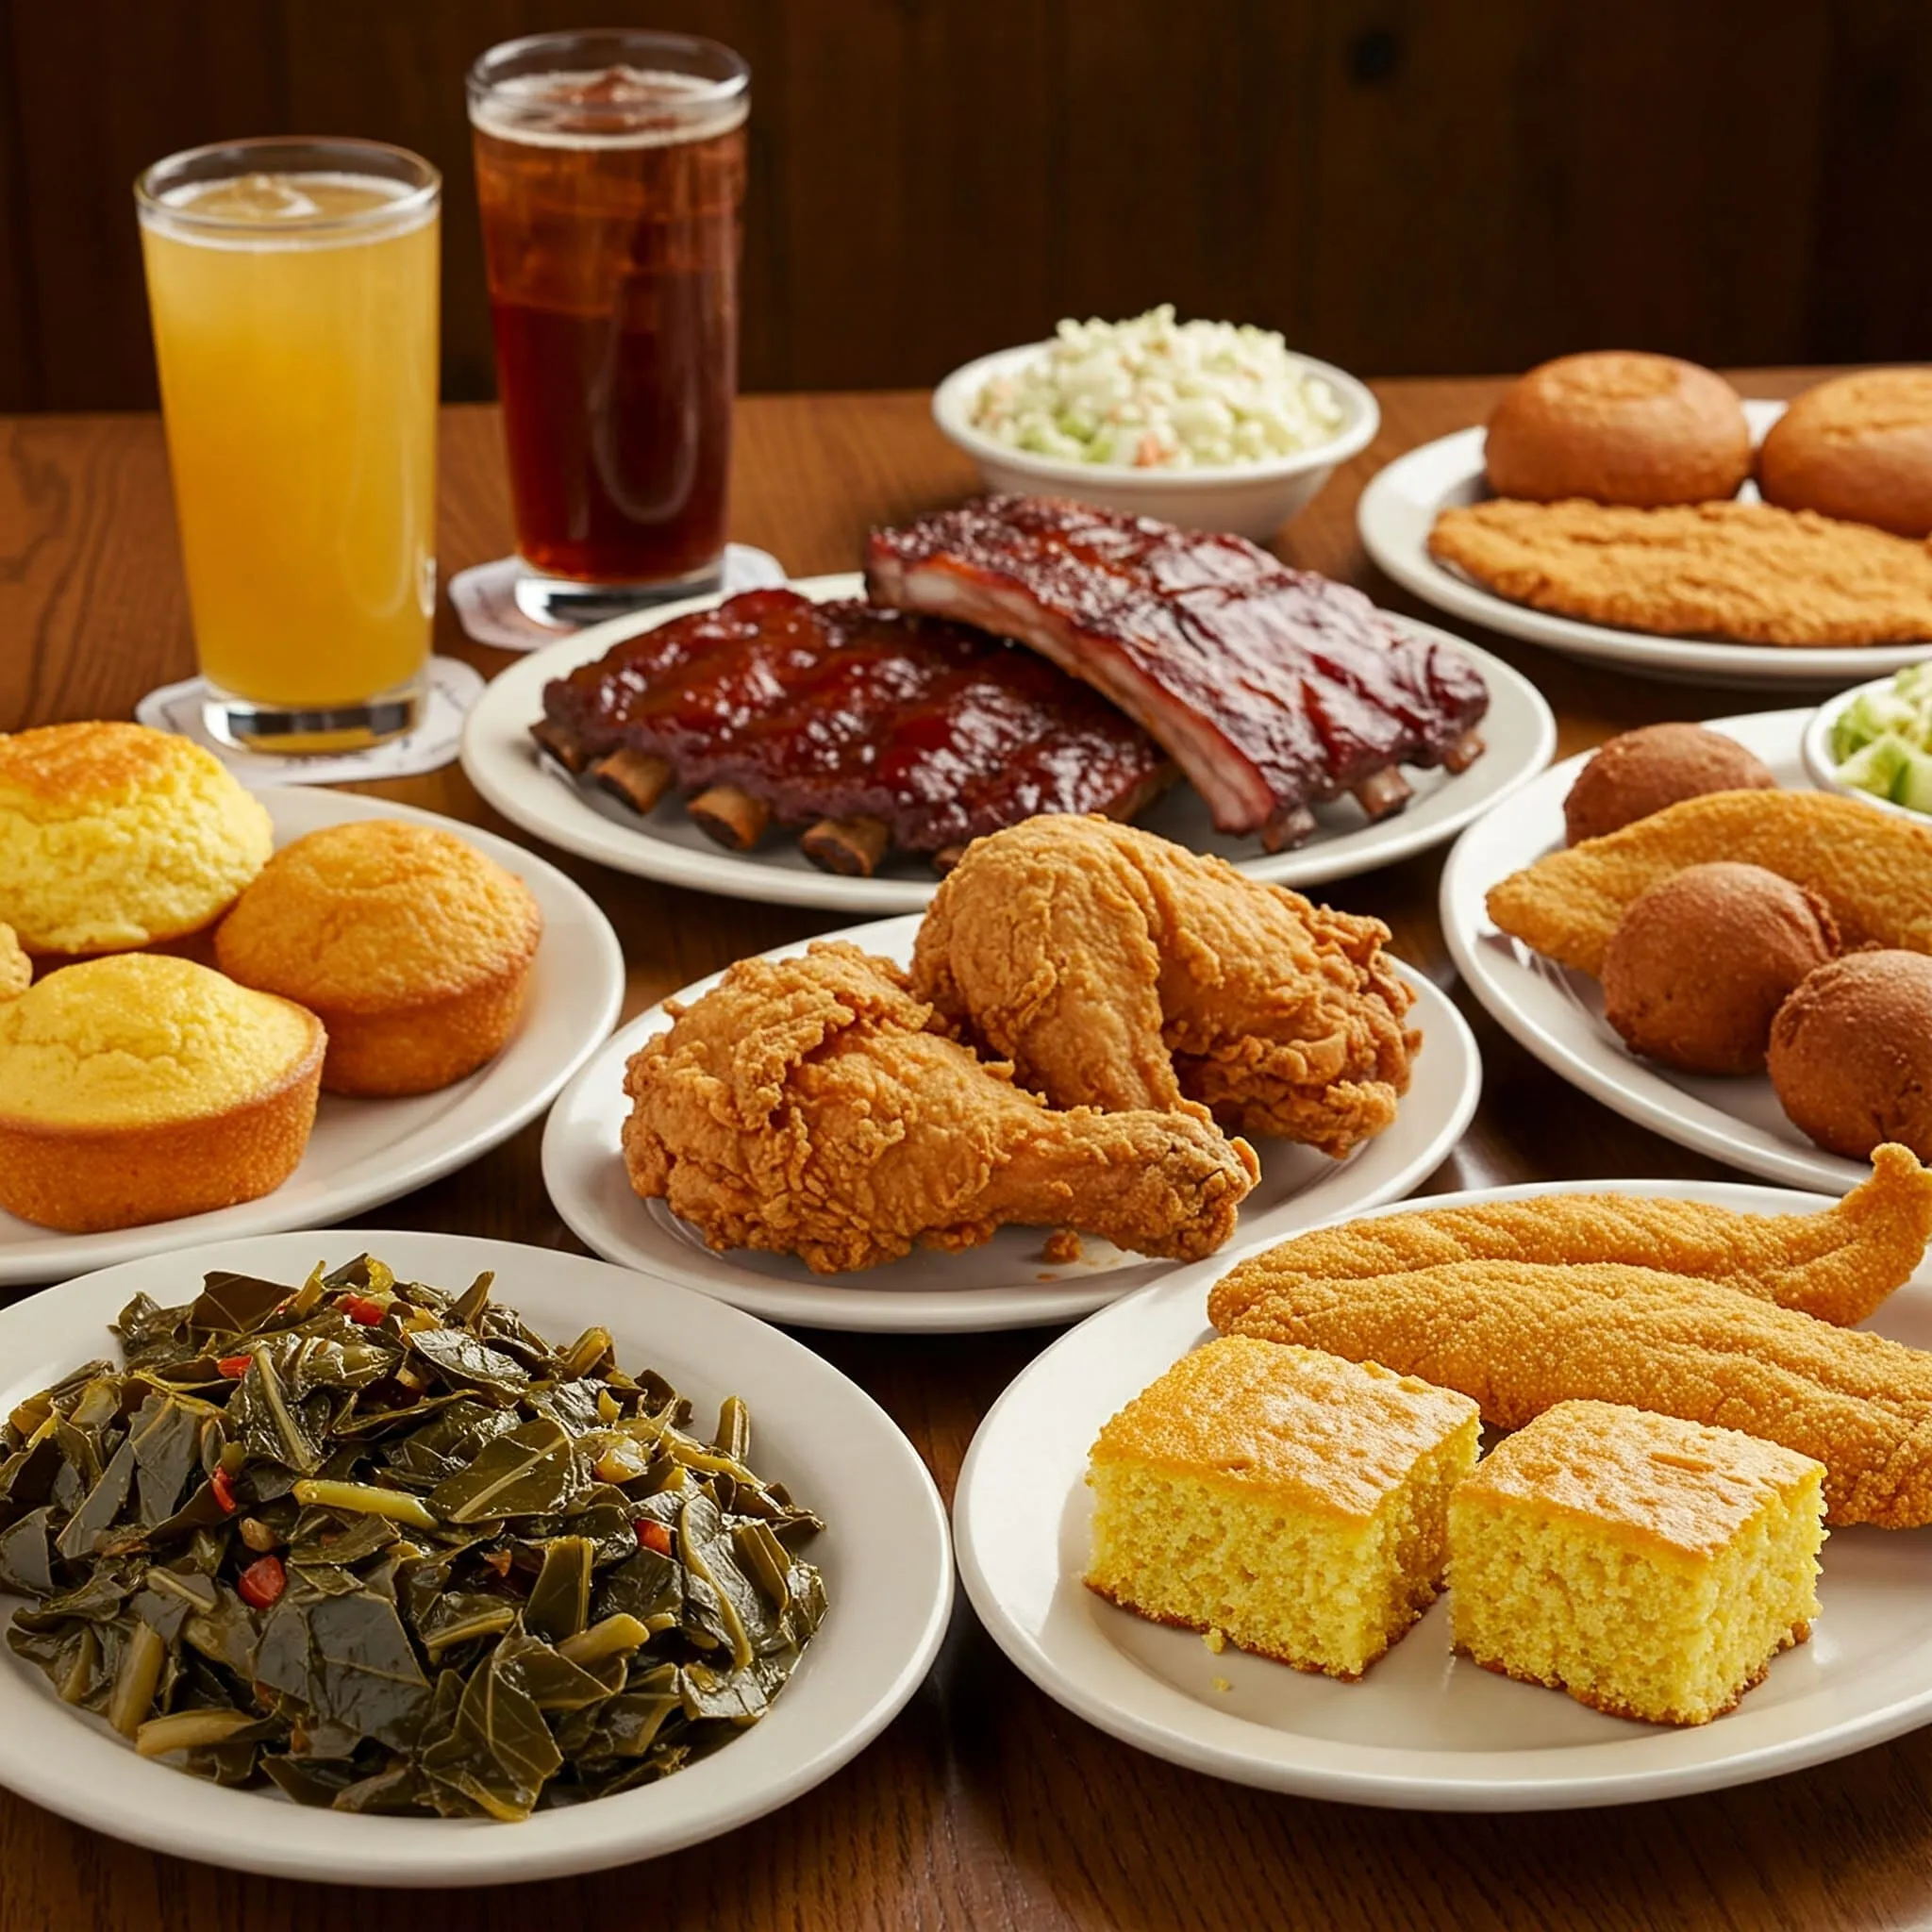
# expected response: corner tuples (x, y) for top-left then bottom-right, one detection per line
(1213, 1254), (1932, 1527)
(1428, 498), (1932, 646)
(1484, 789), (1932, 977)
(1205, 1144), (1932, 1332)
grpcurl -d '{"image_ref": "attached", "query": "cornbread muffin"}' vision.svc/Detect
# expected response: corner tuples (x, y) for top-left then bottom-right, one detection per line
(1602, 863), (1839, 1075)
(1086, 1338), (1480, 1678)
(1562, 723), (1777, 845)
(1758, 369), (1932, 539)
(0, 925), (27, 1001)
(1484, 352), (1752, 508)
(215, 821), (542, 1097)
(0, 722), (273, 956)
(1449, 1400), (1824, 1725)
(1769, 951), (1932, 1160)
(0, 955), (324, 1233)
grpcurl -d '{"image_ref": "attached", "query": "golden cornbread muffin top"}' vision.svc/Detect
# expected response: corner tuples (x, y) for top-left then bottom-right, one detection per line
(1091, 1338), (1478, 1522)
(1457, 1400), (1823, 1559)
(215, 821), (542, 1013)
(0, 954), (322, 1130)
(0, 722), (274, 956)
(0, 924), (27, 1001)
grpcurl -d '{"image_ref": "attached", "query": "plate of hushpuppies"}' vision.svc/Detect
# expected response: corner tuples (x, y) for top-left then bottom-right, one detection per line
(1441, 711), (1932, 1193)
(0, 722), (623, 1279)
(955, 1159), (1932, 1807)
(1358, 354), (1932, 685)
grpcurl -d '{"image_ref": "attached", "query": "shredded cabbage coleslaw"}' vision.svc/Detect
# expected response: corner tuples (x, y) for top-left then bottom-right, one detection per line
(967, 306), (1346, 471)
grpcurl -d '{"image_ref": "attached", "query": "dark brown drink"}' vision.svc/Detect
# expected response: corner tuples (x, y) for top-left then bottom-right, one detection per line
(469, 36), (748, 601)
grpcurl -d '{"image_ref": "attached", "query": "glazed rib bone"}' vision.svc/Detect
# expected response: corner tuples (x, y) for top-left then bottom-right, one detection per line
(865, 495), (1490, 848)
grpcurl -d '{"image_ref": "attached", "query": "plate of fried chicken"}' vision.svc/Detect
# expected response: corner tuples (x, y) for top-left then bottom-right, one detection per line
(462, 496), (1554, 911)
(541, 818), (1480, 1331)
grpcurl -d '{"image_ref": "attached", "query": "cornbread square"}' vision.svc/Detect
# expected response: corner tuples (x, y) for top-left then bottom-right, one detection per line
(1085, 1338), (1481, 1679)
(1449, 1401), (1825, 1726)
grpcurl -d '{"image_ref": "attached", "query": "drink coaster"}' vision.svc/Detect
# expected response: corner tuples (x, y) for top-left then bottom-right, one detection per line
(133, 656), (486, 787)
(448, 543), (787, 650)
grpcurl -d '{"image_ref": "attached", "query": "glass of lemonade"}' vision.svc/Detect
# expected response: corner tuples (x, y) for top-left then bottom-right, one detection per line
(137, 138), (440, 753)
(469, 30), (748, 625)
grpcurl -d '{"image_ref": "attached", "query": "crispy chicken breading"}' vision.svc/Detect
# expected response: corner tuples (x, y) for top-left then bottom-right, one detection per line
(1206, 1145), (1932, 1332)
(622, 941), (1259, 1274)
(909, 816), (1416, 1157)
(1428, 497), (1932, 646)
(1212, 1256), (1932, 1527)
(1486, 789), (1932, 978)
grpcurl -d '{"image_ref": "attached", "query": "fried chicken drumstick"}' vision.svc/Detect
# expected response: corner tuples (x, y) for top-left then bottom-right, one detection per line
(1207, 1144), (1932, 1332)
(623, 942), (1259, 1274)
(909, 816), (1416, 1156)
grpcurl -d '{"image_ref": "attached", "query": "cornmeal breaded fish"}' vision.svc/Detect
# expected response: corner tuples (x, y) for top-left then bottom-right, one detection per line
(1428, 498), (1932, 646)
(1205, 1145), (1932, 1332)
(1486, 790), (1932, 977)
(1212, 1257), (1932, 1527)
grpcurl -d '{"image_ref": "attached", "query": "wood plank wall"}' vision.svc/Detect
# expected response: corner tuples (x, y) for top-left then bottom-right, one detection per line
(0, 0), (1924, 414)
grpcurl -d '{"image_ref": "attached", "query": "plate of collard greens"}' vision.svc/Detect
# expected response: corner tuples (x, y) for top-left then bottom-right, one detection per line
(0, 1230), (951, 1886)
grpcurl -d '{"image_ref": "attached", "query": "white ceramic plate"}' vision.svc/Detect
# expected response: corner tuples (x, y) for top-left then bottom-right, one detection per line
(0, 790), (625, 1285)
(0, 1229), (952, 1885)
(1801, 675), (1932, 824)
(460, 573), (1556, 913)
(956, 1175), (1932, 1809)
(1441, 708), (1867, 1192)
(1358, 399), (1932, 690)
(541, 914), (1480, 1332)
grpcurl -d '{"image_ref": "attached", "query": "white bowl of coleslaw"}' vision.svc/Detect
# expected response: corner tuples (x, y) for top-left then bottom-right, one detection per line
(932, 310), (1379, 541)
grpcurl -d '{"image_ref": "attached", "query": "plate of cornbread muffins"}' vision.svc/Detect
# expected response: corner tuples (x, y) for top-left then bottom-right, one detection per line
(1442, 709), (1932, 1192)
(955, 1169), (1932, 1807)
(541, 817), (1482, 1332)
(0, 722), (623, 1281)
(1358, 355), (1932, 687)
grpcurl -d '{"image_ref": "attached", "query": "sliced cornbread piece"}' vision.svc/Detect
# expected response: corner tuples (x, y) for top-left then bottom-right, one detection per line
(0, 954), (325, 1232)
(1086, 1337), (1480, 1678)
(1449, 1400), (1825, 1726)
(0, 924), (26, 1000)
(0, 721), (273, 956)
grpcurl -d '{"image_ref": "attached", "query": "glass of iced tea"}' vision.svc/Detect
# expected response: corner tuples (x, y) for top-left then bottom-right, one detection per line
(136, 138), (440, 752)
(469, 29), (748, 623)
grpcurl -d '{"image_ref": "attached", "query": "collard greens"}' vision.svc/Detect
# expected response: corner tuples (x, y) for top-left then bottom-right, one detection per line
(0, 1257), (826, 1820)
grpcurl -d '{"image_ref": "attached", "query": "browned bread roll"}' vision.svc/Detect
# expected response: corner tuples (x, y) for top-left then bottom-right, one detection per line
(1757, 370), (1932, 539)
(1484, 352), (1751, 508)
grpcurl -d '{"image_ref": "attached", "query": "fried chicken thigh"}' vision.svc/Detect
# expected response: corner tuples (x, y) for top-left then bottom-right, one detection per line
(622, 941), (1258, 1274)
(910, 817), (1416, 1156)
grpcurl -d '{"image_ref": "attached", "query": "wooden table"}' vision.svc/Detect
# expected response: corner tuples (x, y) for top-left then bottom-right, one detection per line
(5, 373), (1927, 1932)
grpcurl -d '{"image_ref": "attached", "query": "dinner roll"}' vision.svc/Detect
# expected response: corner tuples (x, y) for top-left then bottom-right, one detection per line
(1757, 369), (1932, 539)
(1484, 352), (1752, 508)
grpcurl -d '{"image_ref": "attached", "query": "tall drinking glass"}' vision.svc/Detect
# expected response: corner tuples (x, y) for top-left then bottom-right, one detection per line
(137, 139), (440, 753)
(468, 29), (749, 624)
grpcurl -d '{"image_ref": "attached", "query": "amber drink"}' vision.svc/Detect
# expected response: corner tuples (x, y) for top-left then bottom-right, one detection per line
(470, 30), (748, 621)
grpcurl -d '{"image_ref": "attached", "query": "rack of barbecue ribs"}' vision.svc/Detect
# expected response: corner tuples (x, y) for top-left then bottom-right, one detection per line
(864, 495), (1491, 850)
(530, 588), (1174, 874)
